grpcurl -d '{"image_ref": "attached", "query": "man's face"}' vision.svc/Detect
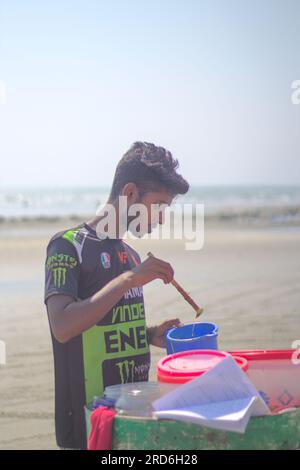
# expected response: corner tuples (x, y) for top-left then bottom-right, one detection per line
(127, 189), (174, 236)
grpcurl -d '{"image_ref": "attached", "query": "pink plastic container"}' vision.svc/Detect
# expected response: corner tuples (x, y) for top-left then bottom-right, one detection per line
(157, 349), (248, 385)
(230, 349), (300, 412)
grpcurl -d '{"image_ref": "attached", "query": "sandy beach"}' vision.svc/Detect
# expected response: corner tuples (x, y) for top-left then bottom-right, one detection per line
(0, 219), (299, 449)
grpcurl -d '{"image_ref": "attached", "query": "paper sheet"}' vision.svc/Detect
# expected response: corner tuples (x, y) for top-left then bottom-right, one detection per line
(152, 355), (270, 433)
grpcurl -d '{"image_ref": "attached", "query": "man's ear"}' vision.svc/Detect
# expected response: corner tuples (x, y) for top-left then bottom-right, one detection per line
(122, 182), (139, 203)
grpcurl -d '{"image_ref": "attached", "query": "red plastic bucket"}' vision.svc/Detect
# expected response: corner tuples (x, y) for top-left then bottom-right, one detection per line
(157, 349), (248, 384)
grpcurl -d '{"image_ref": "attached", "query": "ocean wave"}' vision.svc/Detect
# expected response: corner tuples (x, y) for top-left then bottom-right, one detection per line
(0, 185), (300, 226)
(1, 206), (300, 228)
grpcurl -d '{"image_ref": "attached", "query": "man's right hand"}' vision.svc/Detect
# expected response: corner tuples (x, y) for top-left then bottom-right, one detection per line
(128, 254), (174, 288)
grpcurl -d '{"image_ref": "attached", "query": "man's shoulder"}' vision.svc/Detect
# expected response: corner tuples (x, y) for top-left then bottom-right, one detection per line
(48, 224), (84, 244)
(47, 224), (90, 262)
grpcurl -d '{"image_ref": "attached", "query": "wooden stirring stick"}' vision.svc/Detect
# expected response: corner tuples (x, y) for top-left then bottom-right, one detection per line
(147, 252), (204, 319)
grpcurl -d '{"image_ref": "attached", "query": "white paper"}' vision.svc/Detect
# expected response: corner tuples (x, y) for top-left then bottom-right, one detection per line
(152, 355), (270, 433)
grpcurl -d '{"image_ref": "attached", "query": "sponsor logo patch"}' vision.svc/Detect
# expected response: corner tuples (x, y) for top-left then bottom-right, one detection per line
(101, 252), (111, 269)
(117, 251), (128, 264)
(52, 267), (67, 288)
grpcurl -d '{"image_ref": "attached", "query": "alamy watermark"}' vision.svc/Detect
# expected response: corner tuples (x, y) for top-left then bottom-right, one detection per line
(0, 340), (6, 366)
(291, 340), (300, 365)
(0, 80), (7, 105)
(95, 197), (204, 251)
(291, 80), (300, 105)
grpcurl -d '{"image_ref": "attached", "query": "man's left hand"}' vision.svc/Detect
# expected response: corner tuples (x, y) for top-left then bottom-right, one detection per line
(147, 318), (184, 348)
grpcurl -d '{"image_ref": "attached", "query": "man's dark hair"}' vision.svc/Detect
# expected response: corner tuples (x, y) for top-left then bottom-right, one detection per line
(109, 142), (189, 201)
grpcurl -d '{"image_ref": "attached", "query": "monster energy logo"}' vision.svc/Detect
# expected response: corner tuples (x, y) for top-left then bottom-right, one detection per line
(116, 359), (135, 384)
(52, 267), (67, 288)
(46, 252), (77, 269)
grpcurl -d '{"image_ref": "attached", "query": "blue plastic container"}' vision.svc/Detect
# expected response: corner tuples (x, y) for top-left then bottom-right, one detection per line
(165, 322), (219, 354)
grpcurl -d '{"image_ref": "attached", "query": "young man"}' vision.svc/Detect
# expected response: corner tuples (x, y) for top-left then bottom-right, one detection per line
(44, 141), (189, 449)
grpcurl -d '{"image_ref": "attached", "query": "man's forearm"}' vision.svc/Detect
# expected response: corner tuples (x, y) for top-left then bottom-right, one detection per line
(55, 271), (133, 342)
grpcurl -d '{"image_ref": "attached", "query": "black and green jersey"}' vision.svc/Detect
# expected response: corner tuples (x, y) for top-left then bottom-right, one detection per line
(44, 223), (150, 449)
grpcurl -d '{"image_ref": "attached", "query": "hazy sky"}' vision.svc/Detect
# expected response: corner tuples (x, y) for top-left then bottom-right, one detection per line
(0, 0), (299, 188)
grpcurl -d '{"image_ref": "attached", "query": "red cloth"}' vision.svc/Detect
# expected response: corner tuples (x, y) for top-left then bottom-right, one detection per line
(88, 406), (116, 450)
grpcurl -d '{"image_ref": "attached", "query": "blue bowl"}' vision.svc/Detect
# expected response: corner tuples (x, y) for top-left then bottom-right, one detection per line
(165, 322), (219, 354)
